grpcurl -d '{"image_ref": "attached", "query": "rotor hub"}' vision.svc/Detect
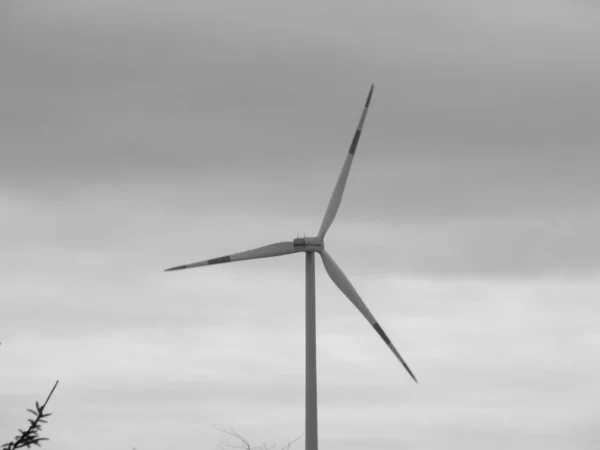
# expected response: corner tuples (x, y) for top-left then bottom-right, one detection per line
(293, 236), (324, 252)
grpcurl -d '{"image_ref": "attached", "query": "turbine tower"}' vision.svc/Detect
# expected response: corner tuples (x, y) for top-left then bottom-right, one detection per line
(165, 84), (417, 450)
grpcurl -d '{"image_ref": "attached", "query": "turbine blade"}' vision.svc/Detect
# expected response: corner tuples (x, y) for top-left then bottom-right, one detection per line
(317, 84), (374, 240)
(165, 241), (296, 272)
(319, 249), (418, 383)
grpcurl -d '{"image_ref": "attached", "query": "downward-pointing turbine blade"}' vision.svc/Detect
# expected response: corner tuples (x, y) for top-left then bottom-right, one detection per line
(319, 249), (418, 383)
(165, 241), (296, 272)
(317, 84), (374, 240)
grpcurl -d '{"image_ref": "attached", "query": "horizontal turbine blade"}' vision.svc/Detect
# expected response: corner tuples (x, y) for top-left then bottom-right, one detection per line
(319, 249), (417, 383)
(317, 84), (374, 240)
(165, 241), (296, 272)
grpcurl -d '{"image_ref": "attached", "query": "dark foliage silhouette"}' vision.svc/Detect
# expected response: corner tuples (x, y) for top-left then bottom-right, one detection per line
(3, 380), (59, 450)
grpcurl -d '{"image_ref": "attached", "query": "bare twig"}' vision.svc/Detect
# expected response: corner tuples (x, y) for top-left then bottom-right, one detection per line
(279, 434), (302, 450)
(213, 424), (303, 450)
(2, 380), (59, 450)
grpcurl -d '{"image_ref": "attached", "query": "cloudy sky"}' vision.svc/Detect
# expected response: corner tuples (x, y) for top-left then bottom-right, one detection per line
(2, 1), (600, 449)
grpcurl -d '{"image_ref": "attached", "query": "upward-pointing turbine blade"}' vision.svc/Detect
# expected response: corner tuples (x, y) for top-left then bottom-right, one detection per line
(319, 249), (418, 383)
(317, 84), (374, 240)
(165, 241), (296, 272)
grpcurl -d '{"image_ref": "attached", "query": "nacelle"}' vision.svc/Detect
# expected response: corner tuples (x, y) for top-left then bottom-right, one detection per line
(293, 237), (324, 252)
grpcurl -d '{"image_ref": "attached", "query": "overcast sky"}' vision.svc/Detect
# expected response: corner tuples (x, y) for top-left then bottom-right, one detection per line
(1, 1), (600, 449)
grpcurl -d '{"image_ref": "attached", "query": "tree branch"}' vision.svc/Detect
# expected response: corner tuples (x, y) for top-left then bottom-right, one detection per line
(2, 380), (60, 450)
(213, 424), (303, 450)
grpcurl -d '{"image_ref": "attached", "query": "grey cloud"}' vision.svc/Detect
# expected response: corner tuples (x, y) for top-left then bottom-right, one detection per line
(3, 186), (600, 348)
(2, 0), (599, 202)
(323, 209), (600, 276)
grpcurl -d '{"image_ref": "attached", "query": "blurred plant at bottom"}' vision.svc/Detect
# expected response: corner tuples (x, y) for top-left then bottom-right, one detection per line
(214, 424), (303, 450)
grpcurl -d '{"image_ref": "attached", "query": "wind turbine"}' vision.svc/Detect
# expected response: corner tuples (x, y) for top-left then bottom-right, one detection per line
(165, 84), (417, 450)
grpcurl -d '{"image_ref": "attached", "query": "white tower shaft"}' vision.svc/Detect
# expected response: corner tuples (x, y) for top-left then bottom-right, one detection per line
(305, 252), (318, 450)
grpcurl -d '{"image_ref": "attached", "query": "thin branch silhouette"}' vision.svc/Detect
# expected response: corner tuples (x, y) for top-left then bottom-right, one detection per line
(3, 380), (59, 450)
(213, 425), (303, 450)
